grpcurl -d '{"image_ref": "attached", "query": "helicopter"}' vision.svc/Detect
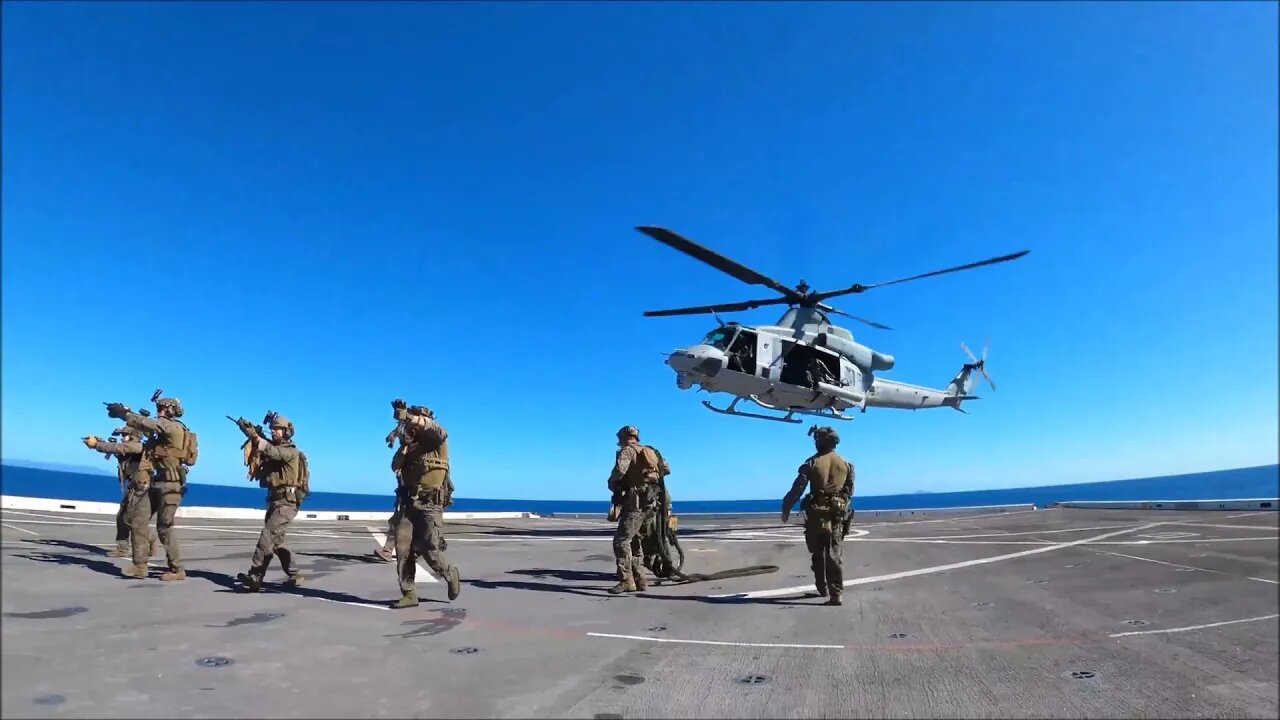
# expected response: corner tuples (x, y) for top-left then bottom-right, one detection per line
(636, 225), (1027, 424)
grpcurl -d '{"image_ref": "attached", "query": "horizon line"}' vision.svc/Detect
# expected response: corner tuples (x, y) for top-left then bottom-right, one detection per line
(2, 459), (1275, 503)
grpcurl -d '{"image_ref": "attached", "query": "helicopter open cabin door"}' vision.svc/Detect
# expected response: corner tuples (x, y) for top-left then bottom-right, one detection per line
(775, 339), (842, 391)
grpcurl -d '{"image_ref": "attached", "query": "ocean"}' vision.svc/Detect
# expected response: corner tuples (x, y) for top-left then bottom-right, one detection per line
(1, 463), (1276, 515)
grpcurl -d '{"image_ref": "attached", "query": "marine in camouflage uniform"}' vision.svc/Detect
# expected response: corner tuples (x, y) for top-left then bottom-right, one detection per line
(781, 425), (854, 606)
(375, 428), (408, 562)
(389, 399), (461, 608)
(606, 425), (669, 595)
(81, 425), (157, 559)
(106, 396), (193, 581)
(235, 414), (307, 591)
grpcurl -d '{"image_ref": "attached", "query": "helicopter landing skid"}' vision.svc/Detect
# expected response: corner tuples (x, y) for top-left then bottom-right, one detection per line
(747, 394), (855, 423)
(702, 397), (803, 424)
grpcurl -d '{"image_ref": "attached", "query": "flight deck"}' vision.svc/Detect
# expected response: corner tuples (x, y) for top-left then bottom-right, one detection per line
(2, 505), (1277, 718)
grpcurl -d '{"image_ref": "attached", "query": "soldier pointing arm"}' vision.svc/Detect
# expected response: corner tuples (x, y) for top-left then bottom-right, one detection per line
(387, 399), (462, 608)
(105, 395), (192, 582)
(82, 426), (156, 560)
(234, 414), (307, 592)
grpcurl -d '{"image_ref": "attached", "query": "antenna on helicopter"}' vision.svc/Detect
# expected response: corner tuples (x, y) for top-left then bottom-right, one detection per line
(634, 225), (1029, 332)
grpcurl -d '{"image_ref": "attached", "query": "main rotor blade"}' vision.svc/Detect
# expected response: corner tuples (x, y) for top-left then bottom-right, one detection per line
(642, 297), (792, 317)
(818, 304), (894, 330)
(812, 250), (1030, 301)
(636, 226), (801, 300)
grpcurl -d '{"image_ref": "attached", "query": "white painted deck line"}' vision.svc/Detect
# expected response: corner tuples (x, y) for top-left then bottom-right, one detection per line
(2, 495), (537, 521)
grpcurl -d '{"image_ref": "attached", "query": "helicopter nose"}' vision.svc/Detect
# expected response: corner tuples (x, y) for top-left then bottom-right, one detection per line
(666, 344), (725, 377)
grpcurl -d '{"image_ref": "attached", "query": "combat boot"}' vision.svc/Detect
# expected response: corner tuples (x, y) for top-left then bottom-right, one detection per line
(121, 563), (147, 578)
(284, 573), (305, 588)
(160, 568), (186, 582)
(446, 567), (461, 601)
(608, 579), (637, 595)
(825, 591), (843, 607)
(393, 589), (419, 609)
(107, 546), (128, 558)
(631, 562), (648, 591)
(236, 572), (262, 592)
(374, 546), (394, 562)
(609, 559), (637, 595)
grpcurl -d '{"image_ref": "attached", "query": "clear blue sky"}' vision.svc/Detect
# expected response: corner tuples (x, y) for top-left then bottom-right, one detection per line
(3, 1), (1276, 501)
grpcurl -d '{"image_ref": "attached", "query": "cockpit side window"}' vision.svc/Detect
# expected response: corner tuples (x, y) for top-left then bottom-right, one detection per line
(701, 327), (738, 350)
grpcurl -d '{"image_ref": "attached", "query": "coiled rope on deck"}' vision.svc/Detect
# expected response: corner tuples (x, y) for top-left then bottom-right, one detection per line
(648, 476), (779, 585)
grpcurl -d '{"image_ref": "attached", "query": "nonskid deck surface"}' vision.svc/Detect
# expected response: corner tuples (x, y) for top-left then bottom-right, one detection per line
(2, 506), (1277, 719)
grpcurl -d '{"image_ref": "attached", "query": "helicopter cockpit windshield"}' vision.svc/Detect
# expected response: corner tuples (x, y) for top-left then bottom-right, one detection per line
(701, 326), (739, 350)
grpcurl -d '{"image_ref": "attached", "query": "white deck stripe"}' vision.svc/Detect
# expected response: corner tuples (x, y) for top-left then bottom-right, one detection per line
(4, 509), (117, 523)
(714, 523), (1159, 599)
(365, 527), (437, 583)
(1247, 576), (1279, 584)
(1166, 522), (1280, 530)
(1109, 614), (1279, 637)
(896, 524), (1135, 540)
(1, 523), (40, 536)
(587, 632), (844, 649)
(1090, 550), (1221, 574)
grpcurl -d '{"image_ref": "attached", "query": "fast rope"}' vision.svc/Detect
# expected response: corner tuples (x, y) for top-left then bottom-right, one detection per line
(647, 476), (779, 585)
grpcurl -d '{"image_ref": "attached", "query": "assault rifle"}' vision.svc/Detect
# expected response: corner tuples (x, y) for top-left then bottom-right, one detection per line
(385, 405), (433, 448)
(227, 411), (278, 483)
(103, 390), (160, 422)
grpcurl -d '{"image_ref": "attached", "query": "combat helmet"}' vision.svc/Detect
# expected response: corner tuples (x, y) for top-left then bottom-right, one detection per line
(807, 424), (839, 449)
(111, 425), (132, 438)
(268, 413), (295, 439)
(155, 397), (184, 418)
(616, 425), (640, 442)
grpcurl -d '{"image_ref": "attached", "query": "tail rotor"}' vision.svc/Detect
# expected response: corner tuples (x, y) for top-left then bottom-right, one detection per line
(960, 340), (995, 391)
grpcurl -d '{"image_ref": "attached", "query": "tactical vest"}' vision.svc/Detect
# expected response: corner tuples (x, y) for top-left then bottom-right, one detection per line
(401, 430), (449, 490)
(619, 444), (663, 490)
(801, 451), (851, 521)
(119, 452), (151, 478)
(145, 420), (189, 481)
(255, 442), (304, 490)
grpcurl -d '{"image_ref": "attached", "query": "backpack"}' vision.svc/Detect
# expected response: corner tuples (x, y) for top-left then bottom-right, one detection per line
(639, 444), (671, 483)
(180, 425), (199, 467)
(297, 452), (310, 498)
(636, 445), (661, 483)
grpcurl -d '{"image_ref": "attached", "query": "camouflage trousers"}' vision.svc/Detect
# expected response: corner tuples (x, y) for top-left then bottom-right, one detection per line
(115, 485), (154, 553)
(804, 515), (844, 597)
(383, 495), (405, 551)
(612, 504), (653, 584)
(394, 500), (457, 595)
(248, 499), (300, 580)
(124, 479), (183, 570)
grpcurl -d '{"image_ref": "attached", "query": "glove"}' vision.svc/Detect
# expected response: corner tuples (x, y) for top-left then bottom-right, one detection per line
(105, 403), (129, 420)
(82, 435), (99, 449)
(391, 399), (408, 421)
(236, 418), (258, 437)
(780, 504), (791, 524)
(607, 504), (620, 522)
